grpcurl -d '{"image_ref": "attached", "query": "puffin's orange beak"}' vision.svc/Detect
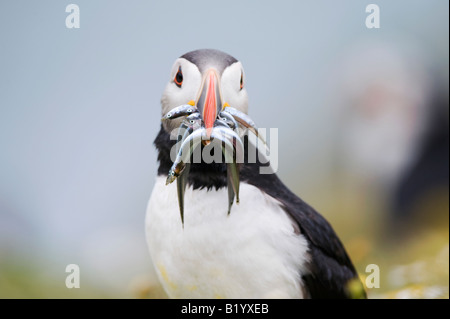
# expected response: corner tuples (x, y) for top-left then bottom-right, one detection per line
(196, 69), (222, 139)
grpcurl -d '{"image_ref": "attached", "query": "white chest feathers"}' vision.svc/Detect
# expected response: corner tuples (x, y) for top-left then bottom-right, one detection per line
(145, 176), (310, 299)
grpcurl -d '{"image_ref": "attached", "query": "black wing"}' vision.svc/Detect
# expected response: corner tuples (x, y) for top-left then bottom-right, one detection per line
(155, 127), (366, 298)
(240, 138), (366, 299)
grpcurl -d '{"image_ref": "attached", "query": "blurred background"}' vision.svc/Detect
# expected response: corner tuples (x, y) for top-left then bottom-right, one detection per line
(0, 0), (448, 298)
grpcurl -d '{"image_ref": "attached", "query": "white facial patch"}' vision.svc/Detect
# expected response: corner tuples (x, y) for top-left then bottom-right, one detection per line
(161, 58), (202, 117)
(221, 62), (249, 114)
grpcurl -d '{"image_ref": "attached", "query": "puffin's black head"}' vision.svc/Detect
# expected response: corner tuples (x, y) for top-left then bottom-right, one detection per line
(161, 49), (248, 136)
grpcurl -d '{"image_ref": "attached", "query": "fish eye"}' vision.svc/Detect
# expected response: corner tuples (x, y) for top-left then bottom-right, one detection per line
(174, 66), (183, 88)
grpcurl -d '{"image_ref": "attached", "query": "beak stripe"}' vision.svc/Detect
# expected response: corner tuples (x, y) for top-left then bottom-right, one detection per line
(203, 71), (217, 138)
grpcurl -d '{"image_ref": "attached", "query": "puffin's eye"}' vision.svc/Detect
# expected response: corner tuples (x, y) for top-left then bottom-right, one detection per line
(240, 72), (244, 90)
(174, 66), (183, 88)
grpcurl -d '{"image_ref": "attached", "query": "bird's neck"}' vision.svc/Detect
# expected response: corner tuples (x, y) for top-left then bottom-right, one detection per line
(154, 125), (228, 190)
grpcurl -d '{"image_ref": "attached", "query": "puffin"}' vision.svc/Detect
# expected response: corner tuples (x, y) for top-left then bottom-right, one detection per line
(146, 49), (366, 299)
